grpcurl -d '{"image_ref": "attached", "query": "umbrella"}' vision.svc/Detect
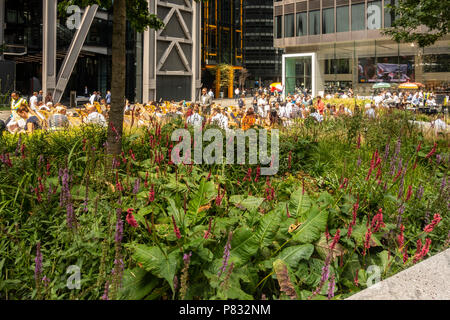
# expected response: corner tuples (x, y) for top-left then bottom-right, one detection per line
(372, 82), (391, 89)
(270, 82), (283, 92)
(398, 82), (423, 89)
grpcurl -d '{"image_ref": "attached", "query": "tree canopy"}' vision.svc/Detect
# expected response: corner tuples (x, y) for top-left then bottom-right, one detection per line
(383, 0), (450, 47)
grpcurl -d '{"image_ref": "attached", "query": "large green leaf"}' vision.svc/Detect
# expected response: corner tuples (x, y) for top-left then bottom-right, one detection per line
(288, 188), (312, 219)
(230, 227), (259, 265)
(292, 206), (328, 244)
(229, 195), (265, 212)
(187, 179), (216, 223)
(277, 244), (314, 270)
(131, 244), (179, 292)
(254, 210), (281, 248)
(118, 268), (159, 300)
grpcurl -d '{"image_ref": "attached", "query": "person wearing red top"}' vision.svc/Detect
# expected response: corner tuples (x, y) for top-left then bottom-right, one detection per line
(316, 96), (325, 115)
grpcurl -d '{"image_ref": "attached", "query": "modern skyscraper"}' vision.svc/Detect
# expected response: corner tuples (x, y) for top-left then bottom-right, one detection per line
(243, 0), (283, 89)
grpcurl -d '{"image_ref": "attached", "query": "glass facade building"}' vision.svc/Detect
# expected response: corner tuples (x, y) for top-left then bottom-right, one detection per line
(243, 0), (283, 88)
(0, 0), (141, 101)
(201, 0), (244, 97)
(274, 0), (450, 96)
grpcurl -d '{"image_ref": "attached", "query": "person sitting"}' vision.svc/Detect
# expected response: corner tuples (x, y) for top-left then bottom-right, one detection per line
(365, 103), (377, 119)
(49, 106), (70, 130)
(309, 107), (323, 123)
(186, 106), (203, 127)
(269, 108), (282, 128)
(432, 114), (447, 134)
(16, 105), (41, 133)
(241, 107), (256, 130)
(85, 104), (107, 127)
(210, 107), (228, 130)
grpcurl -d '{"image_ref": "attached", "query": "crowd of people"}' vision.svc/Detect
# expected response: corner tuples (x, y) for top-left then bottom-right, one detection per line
(0, 86), (448, 136)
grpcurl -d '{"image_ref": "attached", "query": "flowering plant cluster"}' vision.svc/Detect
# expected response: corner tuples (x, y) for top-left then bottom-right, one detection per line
(0, 109), (447, 300)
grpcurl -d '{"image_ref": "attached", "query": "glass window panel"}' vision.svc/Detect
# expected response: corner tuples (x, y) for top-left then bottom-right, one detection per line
(351, 3), (365, 31)
(275, 16), (282, 39)
(296, 12), (307, 36)
(336, 6), (349, 32)
(284, 14), (294, 37)
(423, 54), (450, 73)
(309, 10), (320, 35)
(322, 8), (335, 34)
(384, 0), (396, 28)
(367, 1), (382, 30)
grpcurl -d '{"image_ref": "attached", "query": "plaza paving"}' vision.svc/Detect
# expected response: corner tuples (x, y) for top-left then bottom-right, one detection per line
(347, 248), (450, 300)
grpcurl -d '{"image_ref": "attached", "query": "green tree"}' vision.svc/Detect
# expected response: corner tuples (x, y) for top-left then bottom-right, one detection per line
(59, 0), (164, 155)
(382, 0), (449, 47)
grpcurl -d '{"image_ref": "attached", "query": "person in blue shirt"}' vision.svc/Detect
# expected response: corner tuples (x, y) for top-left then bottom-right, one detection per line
(105, 90), (111, 104)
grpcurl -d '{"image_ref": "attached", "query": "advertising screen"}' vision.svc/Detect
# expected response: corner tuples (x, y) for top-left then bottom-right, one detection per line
(358, 56), (415, 83)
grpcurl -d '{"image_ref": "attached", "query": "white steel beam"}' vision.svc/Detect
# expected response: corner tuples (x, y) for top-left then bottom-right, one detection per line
(53, 5), (99, 103)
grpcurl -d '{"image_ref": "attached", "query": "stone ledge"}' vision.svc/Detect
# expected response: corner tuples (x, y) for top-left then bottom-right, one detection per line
(347, 248), (450, 300)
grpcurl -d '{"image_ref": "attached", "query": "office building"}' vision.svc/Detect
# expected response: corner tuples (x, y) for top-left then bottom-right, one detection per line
(274, 0), (450, 97)
(201, 0), (243, 98)
(0, 0), (201, 103)
(243, 0), (283, 89)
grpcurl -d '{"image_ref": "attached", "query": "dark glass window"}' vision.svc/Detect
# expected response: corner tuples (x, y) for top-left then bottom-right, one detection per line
(325, 59), (350, 74)
(336, 6), (349, 32)
(322, 8), (335, 34)
(275, 16), (282, 39)
(309, 10), (320, 35)
(384, 0), (397, 27)
(284, 14), (294, 37)
(351, 3), (365, 31)
(296, 12), (307, 36)
(423, 54), (450, 73)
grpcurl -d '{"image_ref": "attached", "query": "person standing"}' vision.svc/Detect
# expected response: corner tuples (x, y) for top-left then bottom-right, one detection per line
(200, 88), (213, 115)
(29, 92), (38, 111)
(37, 90), (44, 103)
(238, 94), (245, 108)
(234, 87), (240, 101)
(44, 92), (53, 104)
(89, 91), (96, 105)
(315, 96), (325, 115)
(84, 86), (89, 97)
(105, 90), (111, 104)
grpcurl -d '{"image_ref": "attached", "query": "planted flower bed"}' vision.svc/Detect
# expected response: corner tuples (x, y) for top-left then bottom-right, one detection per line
(0, 110), (448, 300)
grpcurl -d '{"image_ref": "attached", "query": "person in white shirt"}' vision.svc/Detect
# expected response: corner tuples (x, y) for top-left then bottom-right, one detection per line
(432, 114), (446, 133)
(285, 100), (293, 118)
(85, 105), (107, 127)
(89, 92), (96, 105)
(29, 92), (38, 110)
(208, 89), (214, 98)
(365, 103), (377, 119)
(210, 107), (228, 130)
(309, 107), (323, 123)
(374, 94), (383, 107)
(426, 95), (437, 107)
(234, 88), (240, 101)
(277, 103), (285, 117)
(341, 93), (349, 99)
(264, 103), (271, 118)
(186, 106), (203, 127)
